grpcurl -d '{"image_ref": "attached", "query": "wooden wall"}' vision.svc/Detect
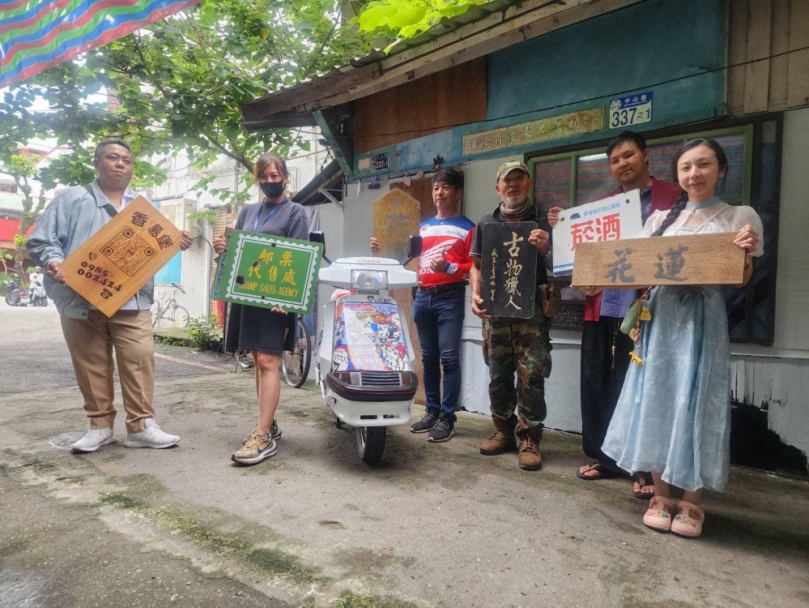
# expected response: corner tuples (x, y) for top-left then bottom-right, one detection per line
(728, 0), (809, 115)
(353, 58), (487, 154)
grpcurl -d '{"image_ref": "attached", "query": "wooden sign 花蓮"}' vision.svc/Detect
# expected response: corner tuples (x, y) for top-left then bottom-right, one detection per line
(480, 221), (538, 319)
(60, 196), (182, 317)
(212, 229), (322, 313)
(570, 233), (745, 288)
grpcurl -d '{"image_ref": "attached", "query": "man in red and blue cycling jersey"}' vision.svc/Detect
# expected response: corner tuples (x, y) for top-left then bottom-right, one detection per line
(371, 168), (474, 442)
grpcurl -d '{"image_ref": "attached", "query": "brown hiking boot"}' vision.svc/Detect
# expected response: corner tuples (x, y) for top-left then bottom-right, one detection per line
(480, 417), (517, 455)
(518, 427), (543, 471)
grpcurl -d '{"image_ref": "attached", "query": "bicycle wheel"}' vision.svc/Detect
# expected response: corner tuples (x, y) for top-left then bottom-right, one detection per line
(281, 317), (311, 388)
(175, 306), (190, 327)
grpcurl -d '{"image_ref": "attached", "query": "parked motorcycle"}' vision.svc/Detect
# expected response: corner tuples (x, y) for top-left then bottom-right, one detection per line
(28, 280), (47, 306)
(310, 231), (422, 465)
(4, 276), (29, 307)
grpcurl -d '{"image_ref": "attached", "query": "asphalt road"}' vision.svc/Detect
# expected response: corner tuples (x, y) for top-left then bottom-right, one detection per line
(0, 303), (234, 395)
(1, 302), (809, 608)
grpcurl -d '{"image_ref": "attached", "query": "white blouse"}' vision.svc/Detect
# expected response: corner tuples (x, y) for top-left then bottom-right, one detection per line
(641, 202), (764, 258)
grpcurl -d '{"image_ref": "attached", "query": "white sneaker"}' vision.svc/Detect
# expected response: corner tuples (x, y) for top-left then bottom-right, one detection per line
(122, 419), (180, 449)
(71, 427), (115, 453)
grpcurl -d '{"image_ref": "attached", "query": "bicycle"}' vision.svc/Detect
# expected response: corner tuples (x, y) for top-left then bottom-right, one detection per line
(281, 315), (312, 388)
(151, 283), (190, 328)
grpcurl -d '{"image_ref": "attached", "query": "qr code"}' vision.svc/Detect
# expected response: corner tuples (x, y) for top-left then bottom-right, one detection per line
(101, 227), (156, 276)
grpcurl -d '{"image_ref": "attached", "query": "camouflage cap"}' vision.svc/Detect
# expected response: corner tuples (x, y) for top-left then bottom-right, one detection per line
(496, 161), (530, 182)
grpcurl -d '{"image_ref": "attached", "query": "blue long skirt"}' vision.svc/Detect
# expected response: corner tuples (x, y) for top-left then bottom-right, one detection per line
(601, 286), (731, 492)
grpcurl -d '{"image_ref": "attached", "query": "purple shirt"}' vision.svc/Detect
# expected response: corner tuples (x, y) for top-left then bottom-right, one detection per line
(599, 185), (652, 318)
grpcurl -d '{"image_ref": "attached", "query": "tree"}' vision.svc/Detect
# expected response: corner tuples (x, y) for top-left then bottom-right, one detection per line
(0, 153), (48, 273)
(354, 0), (489, 51)
(0, 0), (365, 202)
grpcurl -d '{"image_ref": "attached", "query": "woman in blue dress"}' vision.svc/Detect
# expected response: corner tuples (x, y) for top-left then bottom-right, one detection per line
(601, 139), (763, 538)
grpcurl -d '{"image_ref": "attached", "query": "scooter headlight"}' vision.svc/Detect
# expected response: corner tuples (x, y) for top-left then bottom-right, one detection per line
(350, 270), (388, 290)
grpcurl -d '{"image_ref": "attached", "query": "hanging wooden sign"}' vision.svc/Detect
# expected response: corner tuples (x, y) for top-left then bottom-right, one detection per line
(480, 221), (538, 318)
(571, 233), (746, 288)
(212, 229), (322, 313)
(60, 196), (182, 317)
(372, 188), (420, 262)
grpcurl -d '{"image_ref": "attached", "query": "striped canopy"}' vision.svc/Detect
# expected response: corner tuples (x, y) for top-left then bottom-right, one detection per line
(0, 0), (201, 89)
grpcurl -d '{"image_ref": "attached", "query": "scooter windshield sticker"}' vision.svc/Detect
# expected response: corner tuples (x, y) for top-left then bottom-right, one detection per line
(333, 301), (411, 371)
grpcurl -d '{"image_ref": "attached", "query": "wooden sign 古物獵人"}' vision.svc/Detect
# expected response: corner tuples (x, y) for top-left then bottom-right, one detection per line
(60, 196), (183, 317)
(570, 233), (745, 288)
(480, 221), (538, 319)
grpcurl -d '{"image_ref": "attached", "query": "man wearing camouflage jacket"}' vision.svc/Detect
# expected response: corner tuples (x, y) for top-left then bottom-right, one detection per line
(469, 161), (554, 471)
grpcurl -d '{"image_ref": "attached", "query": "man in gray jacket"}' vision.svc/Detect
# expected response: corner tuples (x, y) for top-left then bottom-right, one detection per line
(27, 140), (193, 453)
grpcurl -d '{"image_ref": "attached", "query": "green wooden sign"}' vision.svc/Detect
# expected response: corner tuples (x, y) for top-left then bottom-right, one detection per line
(212, 229), (322, 313)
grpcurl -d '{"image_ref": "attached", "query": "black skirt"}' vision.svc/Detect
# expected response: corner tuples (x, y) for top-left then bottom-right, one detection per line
(225, 303), (297, 355)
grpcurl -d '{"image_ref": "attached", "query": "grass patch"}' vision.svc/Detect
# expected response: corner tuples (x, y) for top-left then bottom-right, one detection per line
(331, 590), (419, 608)
(100, 492), (321, 584)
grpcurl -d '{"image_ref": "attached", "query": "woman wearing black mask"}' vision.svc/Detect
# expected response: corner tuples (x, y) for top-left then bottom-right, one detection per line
(213, 153), (310, 465)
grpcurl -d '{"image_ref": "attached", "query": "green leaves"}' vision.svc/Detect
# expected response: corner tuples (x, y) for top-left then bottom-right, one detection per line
(355, 0), (490, 48)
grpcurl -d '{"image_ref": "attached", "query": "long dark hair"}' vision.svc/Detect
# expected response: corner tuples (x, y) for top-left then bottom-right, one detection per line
(651, 138), (729, 237)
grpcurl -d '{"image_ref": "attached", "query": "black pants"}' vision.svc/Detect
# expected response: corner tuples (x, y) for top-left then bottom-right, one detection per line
(580, 317), (634, 464)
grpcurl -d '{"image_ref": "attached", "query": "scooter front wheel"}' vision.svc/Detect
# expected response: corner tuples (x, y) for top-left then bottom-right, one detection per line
(357, 426), (386, 466)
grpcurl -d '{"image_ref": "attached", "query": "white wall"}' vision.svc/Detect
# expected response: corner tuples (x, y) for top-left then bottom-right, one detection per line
(727, 108), (809, 460)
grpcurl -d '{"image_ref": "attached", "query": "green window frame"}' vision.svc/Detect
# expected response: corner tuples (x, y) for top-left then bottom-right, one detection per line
(528, 125), (755, 211)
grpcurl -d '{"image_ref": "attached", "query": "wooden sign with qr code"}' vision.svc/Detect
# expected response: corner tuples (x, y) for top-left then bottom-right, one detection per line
(60, 196), (183, 317)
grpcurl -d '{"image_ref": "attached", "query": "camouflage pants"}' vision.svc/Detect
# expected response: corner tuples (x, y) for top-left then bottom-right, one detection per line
(482, 309), (552, 436)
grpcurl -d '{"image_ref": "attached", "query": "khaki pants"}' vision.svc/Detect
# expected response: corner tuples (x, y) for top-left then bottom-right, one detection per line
(60, 310), (155, 433)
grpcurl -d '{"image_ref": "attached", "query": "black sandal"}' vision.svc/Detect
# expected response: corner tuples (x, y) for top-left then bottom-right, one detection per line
(576, 462), (620, 481)
(632, 472), (656, 499)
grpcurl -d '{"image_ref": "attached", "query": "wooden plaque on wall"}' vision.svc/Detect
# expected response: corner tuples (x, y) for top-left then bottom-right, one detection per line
(60, 197), (182, 317)
(571, 233), (745, 288)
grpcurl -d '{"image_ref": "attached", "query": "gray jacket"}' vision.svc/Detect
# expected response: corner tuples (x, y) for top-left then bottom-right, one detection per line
(26, 181), (154, 319)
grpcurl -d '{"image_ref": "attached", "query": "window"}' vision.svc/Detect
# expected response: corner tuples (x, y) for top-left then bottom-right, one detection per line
(528, 122), (778, 345)
(0, 183), (18, 194)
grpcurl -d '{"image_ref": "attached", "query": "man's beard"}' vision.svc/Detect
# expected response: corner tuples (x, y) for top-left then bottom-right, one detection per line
(499, 194), (531, 218)
(501, 194), (527, 208)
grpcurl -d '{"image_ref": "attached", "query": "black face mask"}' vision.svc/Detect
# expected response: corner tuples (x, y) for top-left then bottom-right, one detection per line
(260, 181), (285, 199)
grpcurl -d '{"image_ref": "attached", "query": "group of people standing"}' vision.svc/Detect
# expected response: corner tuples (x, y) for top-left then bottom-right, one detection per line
(370, 130), (762, 539)
(28, 130), (762, 540)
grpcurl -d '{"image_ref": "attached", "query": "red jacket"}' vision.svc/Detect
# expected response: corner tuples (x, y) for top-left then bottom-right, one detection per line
(584, 178), (682, 321)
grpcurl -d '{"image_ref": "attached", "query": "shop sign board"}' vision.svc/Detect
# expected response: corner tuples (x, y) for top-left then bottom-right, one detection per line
(463, 107), (605, 155)
(609, 91), (653, 129)
(480, 221), (538, 319)
(212, 229), (322, 313)
(571, 233), (745, 287)
(60, 196), (182, 317)
(552, 190), (644, 276)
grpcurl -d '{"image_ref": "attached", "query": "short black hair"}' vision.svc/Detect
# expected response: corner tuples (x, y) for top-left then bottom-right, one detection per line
(431, 167), (464, 190)
(606, 131), (647, 157)
(94, 139), (133, 160)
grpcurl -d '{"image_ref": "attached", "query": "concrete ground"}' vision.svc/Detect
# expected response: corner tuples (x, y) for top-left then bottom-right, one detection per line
(1, 305), (809, 608)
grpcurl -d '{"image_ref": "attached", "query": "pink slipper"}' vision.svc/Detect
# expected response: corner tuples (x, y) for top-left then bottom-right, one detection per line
(643, 496), (674, 532)
(672, 501), (705, 538)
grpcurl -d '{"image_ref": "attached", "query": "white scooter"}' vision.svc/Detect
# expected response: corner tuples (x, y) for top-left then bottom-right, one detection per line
(309, 232), (421, 465)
